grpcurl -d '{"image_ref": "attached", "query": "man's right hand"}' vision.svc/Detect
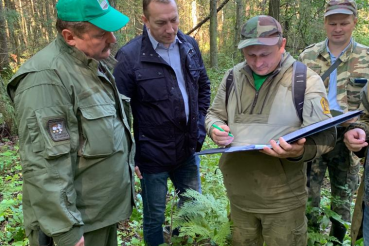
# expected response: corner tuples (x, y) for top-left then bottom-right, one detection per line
(344, 128), (368, 152)
(211, 125), (234, 146)
(135, 166), (143, 179)
(75, 236), (84, 246)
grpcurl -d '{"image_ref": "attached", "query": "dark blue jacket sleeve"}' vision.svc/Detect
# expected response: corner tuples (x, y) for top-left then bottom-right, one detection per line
(187, 37), (211, 117)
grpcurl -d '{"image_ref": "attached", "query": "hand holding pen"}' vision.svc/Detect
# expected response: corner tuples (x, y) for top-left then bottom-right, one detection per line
(211, 124), (234, 146)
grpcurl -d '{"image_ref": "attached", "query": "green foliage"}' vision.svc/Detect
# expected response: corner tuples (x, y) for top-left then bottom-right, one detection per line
(171, 189), (231, 246)
(0, 143), (27, 246)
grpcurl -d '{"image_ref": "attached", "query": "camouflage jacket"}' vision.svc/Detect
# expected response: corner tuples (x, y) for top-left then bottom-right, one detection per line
(299, 39), (369, 112)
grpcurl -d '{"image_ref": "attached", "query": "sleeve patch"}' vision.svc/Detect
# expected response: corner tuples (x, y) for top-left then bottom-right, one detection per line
(320, 97), (330, 115)
(48, 119), (70, 142)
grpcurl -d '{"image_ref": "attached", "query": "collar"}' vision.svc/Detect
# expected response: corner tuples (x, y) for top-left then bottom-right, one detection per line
(147, 28), (181, 50)
(243, 51), (291, 77)
(326, 38), (352, 58)
(320, 38), (356, 62)
(56, 34), (100, 71)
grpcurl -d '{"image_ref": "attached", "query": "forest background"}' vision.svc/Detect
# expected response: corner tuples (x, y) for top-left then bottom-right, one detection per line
(1, 0), (369, 245)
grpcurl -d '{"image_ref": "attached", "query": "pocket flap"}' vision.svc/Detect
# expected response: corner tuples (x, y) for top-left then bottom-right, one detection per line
(80, 105), (116, 120)
(135, 69), (164, 81)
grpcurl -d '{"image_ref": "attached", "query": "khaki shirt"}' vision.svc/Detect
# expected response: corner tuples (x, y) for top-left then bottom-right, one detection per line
(7, 35), (135, 244)
(206, 53), (336, 213)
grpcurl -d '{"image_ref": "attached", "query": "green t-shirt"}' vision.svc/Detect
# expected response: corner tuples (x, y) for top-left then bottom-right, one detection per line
(252, 72), (269, 91)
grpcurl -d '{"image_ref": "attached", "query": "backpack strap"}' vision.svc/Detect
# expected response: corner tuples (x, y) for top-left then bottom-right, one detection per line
(292, 61), (307, 122)
(225, 69), (234, 109)
(226, 63), (307, 123)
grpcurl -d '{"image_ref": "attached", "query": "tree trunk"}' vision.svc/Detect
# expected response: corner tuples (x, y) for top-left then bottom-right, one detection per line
(209, 0), (218, 68)
(268, 0), (280, 21)
(4, 0), (20, 65)
(0, 0), (9, 71)
(44, 0), (54, 41)
(234, 0), (244, 48)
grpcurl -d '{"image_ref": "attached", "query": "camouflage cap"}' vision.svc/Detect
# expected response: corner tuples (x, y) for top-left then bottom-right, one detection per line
(238, 15), (283, 49)
(324, 0), (357, 17)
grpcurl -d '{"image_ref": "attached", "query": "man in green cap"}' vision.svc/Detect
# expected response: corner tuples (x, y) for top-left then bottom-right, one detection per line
(299, 0), (369, 243)
(206, 15), (336, 245)
(7, 1), (134, 246)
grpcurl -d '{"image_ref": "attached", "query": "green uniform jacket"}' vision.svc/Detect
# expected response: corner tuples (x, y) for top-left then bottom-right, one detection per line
(206, 53), (336, 213)
(7, 35), (135, 245)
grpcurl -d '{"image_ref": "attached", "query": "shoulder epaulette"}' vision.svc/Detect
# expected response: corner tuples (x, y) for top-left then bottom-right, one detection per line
(302, 43), (316, 52)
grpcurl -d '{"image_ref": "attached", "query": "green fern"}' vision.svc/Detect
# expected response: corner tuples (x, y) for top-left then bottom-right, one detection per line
(171, 189), (231, 246)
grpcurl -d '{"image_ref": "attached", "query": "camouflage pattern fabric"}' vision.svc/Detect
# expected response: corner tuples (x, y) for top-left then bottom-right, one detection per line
(299, 40), (369, 113)
(309, 128), (360, 222)
(300, 39), (369, 241)
(325, 0), (357, 17)
(238, 15), (282, 49)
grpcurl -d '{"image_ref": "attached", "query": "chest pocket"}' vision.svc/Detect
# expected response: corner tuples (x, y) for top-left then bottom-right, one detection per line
(79, 104), (116, 157)
(135, 69), (168, 102)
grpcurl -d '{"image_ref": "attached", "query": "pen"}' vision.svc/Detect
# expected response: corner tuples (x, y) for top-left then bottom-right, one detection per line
(212, 124), (234, 137)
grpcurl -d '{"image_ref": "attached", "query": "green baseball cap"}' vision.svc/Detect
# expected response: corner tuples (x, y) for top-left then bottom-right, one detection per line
(56, 0), (130, 32)
(324, 0), (357, 17)
(238, 15), (283, 49)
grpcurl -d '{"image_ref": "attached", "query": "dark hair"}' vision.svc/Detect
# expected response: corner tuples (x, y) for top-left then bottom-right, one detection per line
(55, 19), (91, 38)
(143, 0), (174, 19)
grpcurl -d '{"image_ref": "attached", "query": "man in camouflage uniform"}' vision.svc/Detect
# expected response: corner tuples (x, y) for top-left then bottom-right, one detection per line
(206, 15), (335, 246)
(299, 0), (369, 243)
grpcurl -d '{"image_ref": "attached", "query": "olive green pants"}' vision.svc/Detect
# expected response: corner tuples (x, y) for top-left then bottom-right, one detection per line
(231, 205), (307, 246)
(28, 224), (118, 246)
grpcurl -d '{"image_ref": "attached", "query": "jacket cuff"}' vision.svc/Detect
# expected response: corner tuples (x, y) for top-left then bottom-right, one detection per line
(346, 122), (369, 138)
(53, 226), (83, 246)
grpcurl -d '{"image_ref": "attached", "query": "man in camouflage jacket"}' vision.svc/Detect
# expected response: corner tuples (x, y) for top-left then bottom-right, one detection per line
(299, 0), (369, 243)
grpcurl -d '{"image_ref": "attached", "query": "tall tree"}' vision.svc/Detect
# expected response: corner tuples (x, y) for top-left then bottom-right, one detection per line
(268, 0), (280, 21)
(210, 0), (218, 68)
(0, 0), (9, 71)
(234, 0), (244, 59)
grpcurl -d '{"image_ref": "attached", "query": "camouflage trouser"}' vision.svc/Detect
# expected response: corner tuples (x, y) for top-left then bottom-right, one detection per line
(308, 127), (360, 222)
(231, 205), (307, 246)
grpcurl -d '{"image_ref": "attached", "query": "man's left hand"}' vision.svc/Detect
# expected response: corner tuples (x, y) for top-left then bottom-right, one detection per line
(260, 137), (306, 159)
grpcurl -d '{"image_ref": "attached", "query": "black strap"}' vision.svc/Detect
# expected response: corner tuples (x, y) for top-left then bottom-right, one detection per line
(320, 58), (342, 81)
(292, 61), (307, 122)
(225, 69), (234, 109)
(225, 62), (307, 123)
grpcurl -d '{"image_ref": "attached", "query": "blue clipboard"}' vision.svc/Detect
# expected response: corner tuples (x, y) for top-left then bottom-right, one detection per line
(196, 110), (363, 155)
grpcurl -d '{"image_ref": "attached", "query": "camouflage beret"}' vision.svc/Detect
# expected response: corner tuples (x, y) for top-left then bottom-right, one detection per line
(325, 0), (357, 17)
(238, 15), (282, 49)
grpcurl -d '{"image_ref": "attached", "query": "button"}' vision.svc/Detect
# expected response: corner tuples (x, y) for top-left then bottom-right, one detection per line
(142, 135), (145, 137)
(150, 54), (153, 56)
(189, 65), (192, 68)
(158, 72), (162, 75)
(142, 53), (146, 56)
